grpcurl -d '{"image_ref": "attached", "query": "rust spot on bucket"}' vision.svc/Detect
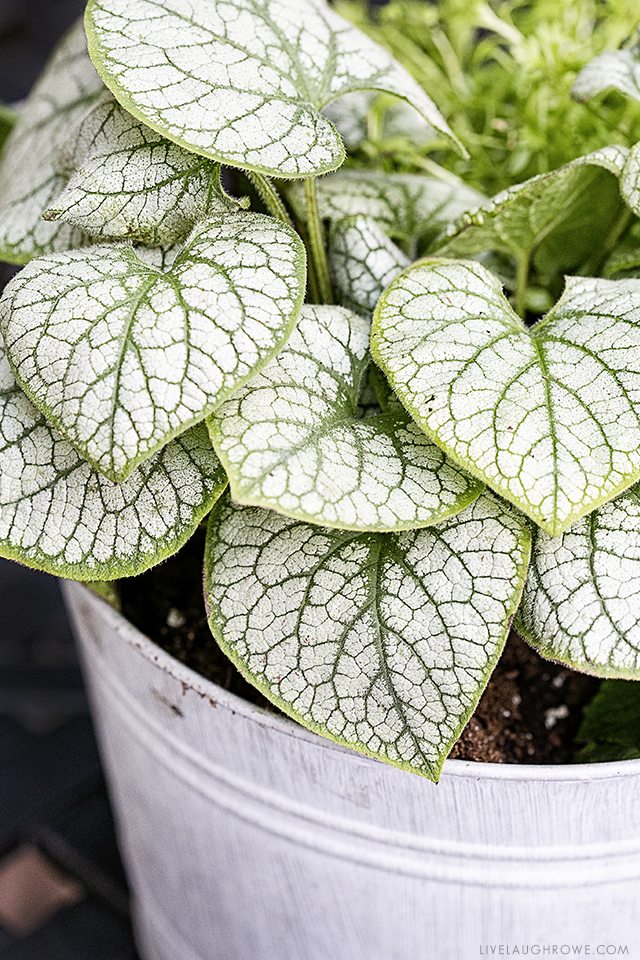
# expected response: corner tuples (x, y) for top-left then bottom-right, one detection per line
(190, 686), (219, 708)
(151, 688), (184, 718)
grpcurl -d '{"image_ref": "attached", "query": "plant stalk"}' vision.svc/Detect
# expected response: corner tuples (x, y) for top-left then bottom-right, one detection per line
(580, 206), (633, 278)
(304, 177), (334, 305)
(305, 253), (321, 304)
(247, 171), (294, 230)
(514, 251), (530, 320)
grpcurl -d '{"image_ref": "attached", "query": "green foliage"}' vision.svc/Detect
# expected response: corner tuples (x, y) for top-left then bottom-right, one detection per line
(0, 105), (16, 152)
(336, 0), (640, 193)
(576, 681), (640, 761)
(86, 580), (121, 609)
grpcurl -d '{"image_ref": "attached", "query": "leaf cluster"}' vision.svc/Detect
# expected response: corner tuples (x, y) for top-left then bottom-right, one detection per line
(1, 0), (640, 777)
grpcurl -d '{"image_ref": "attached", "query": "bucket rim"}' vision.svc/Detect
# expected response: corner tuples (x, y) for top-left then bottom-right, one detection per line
(63, 581), (640, 785)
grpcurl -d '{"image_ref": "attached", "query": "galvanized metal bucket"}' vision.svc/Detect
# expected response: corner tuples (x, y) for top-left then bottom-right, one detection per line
(63, 582), (640, 960)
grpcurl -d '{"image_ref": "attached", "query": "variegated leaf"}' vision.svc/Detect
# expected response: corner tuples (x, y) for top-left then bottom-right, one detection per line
(372, 259), (640, 536)
(517, 484), (640, 678)
(85, 0), (463, 179)
(209, 304), (481, 531)
(436, 148), (627, 279)
(572, 42), (640, 104)
(0, 212), (306, 481)
(44, 94), (235, 245)
(619, 143), (640, 219)
(204, 492), (530, 780)
(329, 216), (409, 315)
(0, 346), (226, 580)
(0, 21), (104, 264)
(323, 91), (375, 152)
(289, 170), (482, 245)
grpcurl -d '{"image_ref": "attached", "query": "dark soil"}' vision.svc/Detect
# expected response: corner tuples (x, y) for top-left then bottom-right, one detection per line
(449, 633), (598, 764)
(120, 533), (599, 764)
(119, 528), (272, 710)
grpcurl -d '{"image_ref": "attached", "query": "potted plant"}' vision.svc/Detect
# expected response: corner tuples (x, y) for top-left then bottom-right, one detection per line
(1, 0), (640, 956)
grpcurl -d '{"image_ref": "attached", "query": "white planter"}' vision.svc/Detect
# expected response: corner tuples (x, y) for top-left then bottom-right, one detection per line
(63, 582), (640, 960)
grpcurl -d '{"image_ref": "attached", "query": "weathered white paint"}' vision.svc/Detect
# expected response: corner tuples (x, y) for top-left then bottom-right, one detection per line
(64, 582), (640, 960)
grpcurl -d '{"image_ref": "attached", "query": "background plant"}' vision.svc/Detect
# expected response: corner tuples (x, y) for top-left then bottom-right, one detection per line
(338, 0), (640, 190)
(0, 0), (639, 780)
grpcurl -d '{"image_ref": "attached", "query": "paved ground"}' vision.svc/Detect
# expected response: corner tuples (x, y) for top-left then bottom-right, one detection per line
(0, 2), (138, 956)
(0, 566), (137, 959)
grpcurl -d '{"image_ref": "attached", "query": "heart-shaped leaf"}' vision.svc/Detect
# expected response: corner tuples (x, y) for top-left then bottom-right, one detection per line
(572, 42), (640, 104)
(372, 259), (640, 536)
(0, 346), (226, 580)
(329, 216), (409, 315)
(435, 148), (627, 280)
(0, 211), (306, 482)
(205, 492), (530, 780)
(517, 484), (640, 678)
(85, 0), (463, 179)
(0, 21), (104, 264)
(209, 304), (481, 531)
(44, 94), (235, 245)
(289, 170), (482, 245)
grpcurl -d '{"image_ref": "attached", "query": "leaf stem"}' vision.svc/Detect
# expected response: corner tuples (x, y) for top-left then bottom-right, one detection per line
(247, 171), (294, 230)
(304, 177), (334, 304)
(306, 255), (321, 304)
(514, 251), (529, 319)
(580, 206), (633, 278)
